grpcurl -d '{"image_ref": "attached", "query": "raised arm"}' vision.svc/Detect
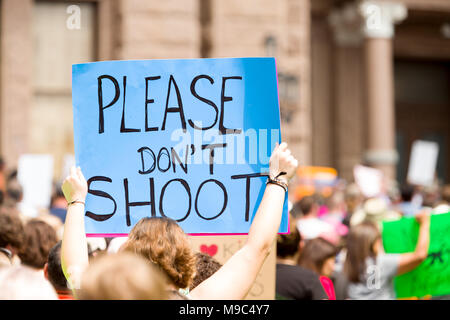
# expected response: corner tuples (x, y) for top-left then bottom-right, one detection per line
(190, 142), (298, 300)
(61, 166), (89, 292)
(397, 210), (431, 276)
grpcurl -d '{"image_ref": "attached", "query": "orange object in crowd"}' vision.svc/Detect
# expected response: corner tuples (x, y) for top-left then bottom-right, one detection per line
(294, 166), (338, 200)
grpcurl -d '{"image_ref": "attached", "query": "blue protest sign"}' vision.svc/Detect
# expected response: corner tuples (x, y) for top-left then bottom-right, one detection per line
(72, 57), (288, 236)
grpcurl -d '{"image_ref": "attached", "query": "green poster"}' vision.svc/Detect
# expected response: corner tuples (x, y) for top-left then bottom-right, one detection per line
(382, 213), (450, 299)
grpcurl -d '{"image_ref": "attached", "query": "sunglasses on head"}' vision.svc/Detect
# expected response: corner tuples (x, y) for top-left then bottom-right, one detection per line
(0, 248), (12, 261)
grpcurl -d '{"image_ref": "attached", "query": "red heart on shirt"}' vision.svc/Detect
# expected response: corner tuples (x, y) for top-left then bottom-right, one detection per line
(200, 244), (218, 257)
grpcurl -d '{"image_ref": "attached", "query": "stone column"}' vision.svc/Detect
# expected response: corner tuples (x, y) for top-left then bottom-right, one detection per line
(0, 0), (33, 166)
(360, 1), (407, 179)
(328, 4), (365, 181)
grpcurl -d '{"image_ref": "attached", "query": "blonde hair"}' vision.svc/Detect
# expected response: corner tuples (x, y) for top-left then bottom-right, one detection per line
(0, 266), (57, 300)
(79, 252), (167, 300)
(121, 217), (196, 290)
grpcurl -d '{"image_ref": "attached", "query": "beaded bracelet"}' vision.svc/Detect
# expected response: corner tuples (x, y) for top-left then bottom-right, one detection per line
(266, 171), (288, 192)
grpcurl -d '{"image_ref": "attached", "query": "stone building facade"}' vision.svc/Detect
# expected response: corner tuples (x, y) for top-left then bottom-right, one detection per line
(1, 0), (449, 184)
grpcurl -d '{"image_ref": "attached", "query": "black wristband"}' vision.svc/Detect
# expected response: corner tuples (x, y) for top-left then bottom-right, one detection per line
(68, 200), (85, 206)
(266, 177), (288, 192)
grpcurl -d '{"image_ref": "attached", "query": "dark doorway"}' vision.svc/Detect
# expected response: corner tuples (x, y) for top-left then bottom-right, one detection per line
(395, 59), (450, 184)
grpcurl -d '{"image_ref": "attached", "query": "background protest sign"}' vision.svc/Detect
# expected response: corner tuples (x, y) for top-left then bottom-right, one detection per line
(382, 213), (450, 299)
(72, 58), (288, 236)
(17, 154), (54, 215)
(407, 140), (439, 187)
(353, 165), (383, 198)
(189, 235), (276, 299)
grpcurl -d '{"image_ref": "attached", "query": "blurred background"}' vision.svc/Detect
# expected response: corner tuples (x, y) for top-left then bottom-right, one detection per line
(0, 0), (449, 201)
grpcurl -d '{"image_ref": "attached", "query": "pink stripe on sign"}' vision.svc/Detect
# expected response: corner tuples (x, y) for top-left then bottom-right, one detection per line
(86, 231), (290, 237)
(86, 233), (128, 238)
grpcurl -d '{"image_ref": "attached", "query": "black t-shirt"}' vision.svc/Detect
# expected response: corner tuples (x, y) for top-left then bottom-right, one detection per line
(275, 263), (328, 300)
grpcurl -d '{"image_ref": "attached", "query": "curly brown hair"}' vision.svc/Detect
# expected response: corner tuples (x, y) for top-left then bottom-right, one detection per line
(0, 207), (24, 249)
(18, 219), (58, 269)
(121, 217), (196, 289)
(190, 252), (222, 290)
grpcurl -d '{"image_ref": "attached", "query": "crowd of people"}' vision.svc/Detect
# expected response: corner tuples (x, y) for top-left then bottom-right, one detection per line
(276, 177), (447, 300)
(0, 144), (448, 300)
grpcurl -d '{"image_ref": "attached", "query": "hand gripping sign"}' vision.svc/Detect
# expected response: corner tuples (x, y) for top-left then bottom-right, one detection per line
(72, 58), (288, 236)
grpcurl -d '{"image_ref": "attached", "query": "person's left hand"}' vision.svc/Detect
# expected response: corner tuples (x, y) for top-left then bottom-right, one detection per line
(269, 142), (298, 184)
(415, 208), (431, 225)
(61, 166), (88, 203)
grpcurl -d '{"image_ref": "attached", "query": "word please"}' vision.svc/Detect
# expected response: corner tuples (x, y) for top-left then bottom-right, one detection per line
(98, 74), (243, 134)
